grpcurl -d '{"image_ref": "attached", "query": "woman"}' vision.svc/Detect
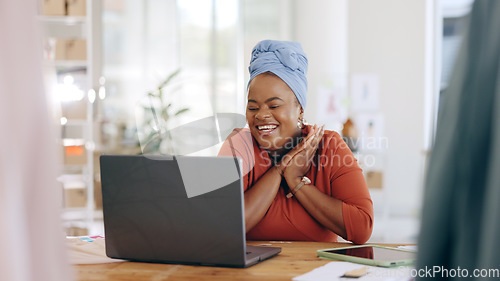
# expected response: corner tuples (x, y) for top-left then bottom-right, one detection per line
(219, 40), (373, 244)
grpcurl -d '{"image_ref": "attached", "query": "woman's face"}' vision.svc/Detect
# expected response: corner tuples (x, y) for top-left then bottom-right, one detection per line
(246, 73), (303, 151)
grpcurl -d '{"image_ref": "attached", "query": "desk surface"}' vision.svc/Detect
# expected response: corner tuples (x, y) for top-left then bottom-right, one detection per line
(75, 241), (404, 281)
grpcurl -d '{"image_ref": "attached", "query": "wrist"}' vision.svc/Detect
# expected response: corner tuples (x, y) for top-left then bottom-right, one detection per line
(285, 176), (302, 189)
(286, 176), (311, 199)
(274, 165), (284, 177)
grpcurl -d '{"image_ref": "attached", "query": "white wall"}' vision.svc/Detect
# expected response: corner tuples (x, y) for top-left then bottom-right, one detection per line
(293, 0), (434, 220)
(292, 0), (348, 130)
(348, 0), (433, 216)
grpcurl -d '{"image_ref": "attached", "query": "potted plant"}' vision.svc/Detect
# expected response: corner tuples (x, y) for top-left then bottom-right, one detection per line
(137, 69), (189, 154)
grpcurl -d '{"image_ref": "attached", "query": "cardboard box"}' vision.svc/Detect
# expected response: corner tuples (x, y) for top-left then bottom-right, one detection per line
(67, 0), (86, 16)
(66, 226), (88, 236)
(63, 144), (87, 165)
(54, 39), (87, 61)
(365, 171), (383, 189)
(66, 39), (87, 60)
(64, 186), (87, 208)
(41, 0), (66, 16)
(54, 39), (66, 60)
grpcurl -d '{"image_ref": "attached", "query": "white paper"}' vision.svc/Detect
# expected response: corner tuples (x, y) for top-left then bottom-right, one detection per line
(293, 262), (413, 281)
(66, 237), (125, 264)
(354, 113), (386, 151)
(351, 73), (380, 112)
(0, 2), (72, 280)
(316, 85), (347, 129)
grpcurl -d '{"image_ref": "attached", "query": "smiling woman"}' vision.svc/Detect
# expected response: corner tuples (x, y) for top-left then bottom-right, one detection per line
(246, 73), (303, 152)
(219, 40), (374, 244)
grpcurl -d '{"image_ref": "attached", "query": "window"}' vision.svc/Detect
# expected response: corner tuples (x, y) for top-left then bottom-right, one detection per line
(100, 0), (291, 155)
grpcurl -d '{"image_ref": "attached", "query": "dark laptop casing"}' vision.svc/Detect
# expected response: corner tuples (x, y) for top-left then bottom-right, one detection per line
(100, 155), (280, 267)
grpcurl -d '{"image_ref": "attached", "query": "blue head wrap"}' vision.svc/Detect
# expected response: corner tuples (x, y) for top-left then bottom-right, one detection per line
(248, 40), (308, 109)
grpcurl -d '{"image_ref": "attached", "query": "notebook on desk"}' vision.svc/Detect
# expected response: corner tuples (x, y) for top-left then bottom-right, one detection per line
(99, 155), (281, 267)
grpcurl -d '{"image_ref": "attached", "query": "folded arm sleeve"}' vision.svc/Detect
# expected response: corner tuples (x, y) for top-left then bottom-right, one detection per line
(218, 129), (254, 191)
(329, 138), (374, 244)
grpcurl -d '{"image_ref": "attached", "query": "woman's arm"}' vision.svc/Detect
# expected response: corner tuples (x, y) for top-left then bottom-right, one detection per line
(283, 125), (348, 237)
(217, 129), (278, 232)
(243, 126), (319, 232)
(287, 180), (348, 239)
(243, 166), (281, 232)
(284, 126), (373, 244)
(290, 173), (373, 244)
(244, 134), (312, 232)
(290, 168), (373, 244)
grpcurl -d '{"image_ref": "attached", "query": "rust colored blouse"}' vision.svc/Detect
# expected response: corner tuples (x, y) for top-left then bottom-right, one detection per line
(218, 125), (373, 244)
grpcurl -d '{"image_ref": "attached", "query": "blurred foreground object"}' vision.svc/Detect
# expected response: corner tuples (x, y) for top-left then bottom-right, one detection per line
(0, 1), (72, 281)
(417, 0), (500, 279)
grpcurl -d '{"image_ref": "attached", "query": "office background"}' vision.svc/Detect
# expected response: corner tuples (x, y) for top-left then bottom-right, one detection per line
(38, 0), (474, 242)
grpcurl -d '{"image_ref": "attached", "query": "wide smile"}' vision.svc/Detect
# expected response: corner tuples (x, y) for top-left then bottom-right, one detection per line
(255, 124), (279, 136)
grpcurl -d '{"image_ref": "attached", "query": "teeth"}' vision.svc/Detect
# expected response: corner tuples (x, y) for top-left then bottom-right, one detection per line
(258, 125), (277, 131)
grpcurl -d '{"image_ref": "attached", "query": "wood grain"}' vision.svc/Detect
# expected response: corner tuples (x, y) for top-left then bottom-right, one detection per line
(75, 241), (405, 281)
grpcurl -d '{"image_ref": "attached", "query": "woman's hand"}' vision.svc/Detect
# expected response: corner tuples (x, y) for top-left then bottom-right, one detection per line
(279, 124), (324, 183)
(279, 125), (349, 240)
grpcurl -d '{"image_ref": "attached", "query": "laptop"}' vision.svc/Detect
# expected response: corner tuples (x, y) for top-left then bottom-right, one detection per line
(99, 154), (281, 267)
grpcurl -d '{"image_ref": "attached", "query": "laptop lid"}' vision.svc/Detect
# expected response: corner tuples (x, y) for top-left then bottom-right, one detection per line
(100, 155), (279, 267)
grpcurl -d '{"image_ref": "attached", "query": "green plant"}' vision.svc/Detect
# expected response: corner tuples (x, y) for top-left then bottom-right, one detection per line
(138, 69), (189, 154)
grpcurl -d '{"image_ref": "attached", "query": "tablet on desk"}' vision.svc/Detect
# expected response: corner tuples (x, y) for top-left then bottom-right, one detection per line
(317, 245), (416, 268)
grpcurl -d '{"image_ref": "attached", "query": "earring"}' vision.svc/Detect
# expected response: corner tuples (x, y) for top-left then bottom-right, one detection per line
(297, 118), (304, 129)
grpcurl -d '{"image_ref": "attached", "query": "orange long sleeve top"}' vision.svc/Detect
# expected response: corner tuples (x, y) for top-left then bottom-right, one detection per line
(218, 125), (373, 244)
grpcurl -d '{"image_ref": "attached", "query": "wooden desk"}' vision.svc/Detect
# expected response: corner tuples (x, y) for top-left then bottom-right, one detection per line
(75, 241), (403, 281)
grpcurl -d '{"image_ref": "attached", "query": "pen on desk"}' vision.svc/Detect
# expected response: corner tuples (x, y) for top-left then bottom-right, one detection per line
(341, 267), (368, 278)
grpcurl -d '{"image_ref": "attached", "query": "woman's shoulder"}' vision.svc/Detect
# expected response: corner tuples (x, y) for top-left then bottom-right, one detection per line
(219, 127), (253, 156)
(226, 127), (252, 141)
(322, 129), (348, 155)
(231, 127), (251, 134)
(322, 128), (342, 140)
(220, 127), (255, 149)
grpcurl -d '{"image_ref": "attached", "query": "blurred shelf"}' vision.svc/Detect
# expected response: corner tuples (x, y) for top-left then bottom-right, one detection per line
(38, 15), (87, 23)
(52, 60), (88, 69)
(62, 138), (86, 146)
(63, 119), (89, 126)
(62, 208), (103, 221)
(40, 1), (101, 237)
(62, 207), (88, 220)
(38, 16), (87, 39)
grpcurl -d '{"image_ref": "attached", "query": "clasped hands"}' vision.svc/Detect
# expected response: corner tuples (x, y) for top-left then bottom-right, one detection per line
(275, 124), (325, 188)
